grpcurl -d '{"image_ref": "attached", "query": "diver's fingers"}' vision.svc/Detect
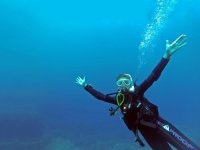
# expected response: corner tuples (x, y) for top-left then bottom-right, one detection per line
(176, 34), (186, 41)
(166, 40), (170, 48)
(75, 81), (80, 85)
(83, 76), (86, 81)
(173, 36), (185, 46)
(76, 79), (80, 84)
(77, 76), (81, 80)
(76, 77), (80, 81)
(172, 43), (187, 54)
(166, 40), (170, 46)
(176, 35), (187, 44)
(178, 42), (187, 49)
(76, 77), (82, 83)
(77, 76), (83, 82)
(80, 76), (85, 81)
(174, 35), (186, 44)
(177, 37), (187, 47)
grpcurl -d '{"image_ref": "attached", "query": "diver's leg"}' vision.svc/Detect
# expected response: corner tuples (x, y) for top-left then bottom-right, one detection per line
(139, 125), (173, 150)
(157, 117), (200, 150)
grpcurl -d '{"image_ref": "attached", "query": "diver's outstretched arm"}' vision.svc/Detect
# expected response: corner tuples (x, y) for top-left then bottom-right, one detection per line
(139, 35), (187, 94)
(76, 76), (116, 104)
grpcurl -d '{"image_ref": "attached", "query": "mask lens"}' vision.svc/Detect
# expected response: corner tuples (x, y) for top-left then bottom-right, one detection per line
(124, 80), (131, 85)
(117, 80), (123, 86)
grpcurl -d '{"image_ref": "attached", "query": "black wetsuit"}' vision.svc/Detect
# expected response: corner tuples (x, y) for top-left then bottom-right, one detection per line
(84, 58), (200, 150)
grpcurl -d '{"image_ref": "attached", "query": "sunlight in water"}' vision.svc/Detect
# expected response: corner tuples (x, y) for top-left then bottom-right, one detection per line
(138, 0), (178, 68)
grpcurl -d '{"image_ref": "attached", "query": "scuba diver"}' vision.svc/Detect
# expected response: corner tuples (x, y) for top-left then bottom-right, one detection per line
(75, 34), (200, 150)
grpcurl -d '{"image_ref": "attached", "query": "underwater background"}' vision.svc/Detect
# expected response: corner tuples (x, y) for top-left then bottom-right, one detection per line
(0, 0), (199, 149)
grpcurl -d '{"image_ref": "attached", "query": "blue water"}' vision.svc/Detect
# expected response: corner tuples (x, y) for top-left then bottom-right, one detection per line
(0, 0), (200, 149)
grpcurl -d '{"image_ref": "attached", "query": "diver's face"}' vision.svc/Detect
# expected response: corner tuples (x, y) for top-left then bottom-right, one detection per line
(116, 78), (132, 92)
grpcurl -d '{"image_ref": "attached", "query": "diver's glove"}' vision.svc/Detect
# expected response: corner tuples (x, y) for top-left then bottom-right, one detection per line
(75, 76), (87, 87)
(163, 34), (187, 59)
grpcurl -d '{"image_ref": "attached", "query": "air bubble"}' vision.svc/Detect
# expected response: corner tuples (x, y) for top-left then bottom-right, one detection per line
(138, 0), (178, 69)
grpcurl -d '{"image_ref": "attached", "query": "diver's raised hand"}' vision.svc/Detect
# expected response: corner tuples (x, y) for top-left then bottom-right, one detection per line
(163, 34), (187, 59)
(75, 76), (87, 87)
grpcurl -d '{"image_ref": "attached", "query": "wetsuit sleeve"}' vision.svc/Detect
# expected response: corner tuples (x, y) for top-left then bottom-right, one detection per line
(84, 84), (116, 105)
(139, 58), (170, 95)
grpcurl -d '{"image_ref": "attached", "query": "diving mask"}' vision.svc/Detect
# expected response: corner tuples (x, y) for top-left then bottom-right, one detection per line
(116, 78), (132, 86)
